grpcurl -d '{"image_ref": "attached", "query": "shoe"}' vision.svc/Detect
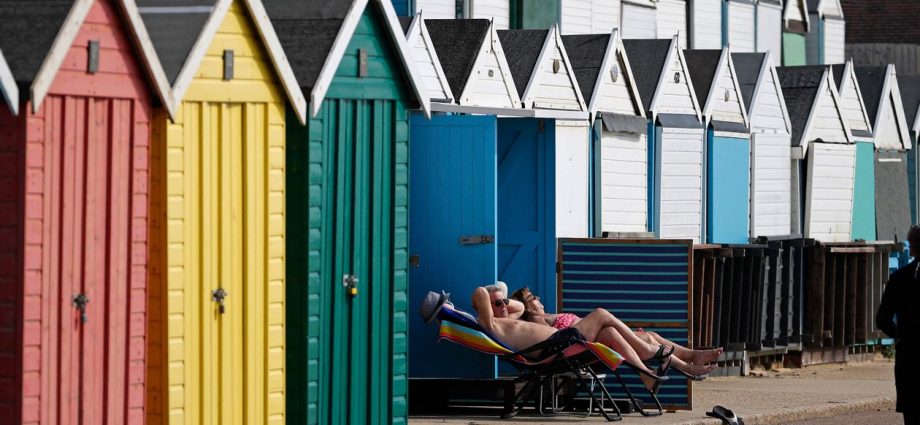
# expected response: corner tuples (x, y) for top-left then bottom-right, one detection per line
(642, 345), (675, 370)
(706, 405), (744, 425)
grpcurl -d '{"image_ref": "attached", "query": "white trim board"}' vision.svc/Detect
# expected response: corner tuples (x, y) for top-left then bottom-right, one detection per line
(430, 101), (587, 119)
(457, 20), (522, 109)
(835, 59), (874, 136)
(699, 46), (749, 128)
(406, 12), (454, 102)
(799, 66), (853, 154)
(520, 26), (587, 112)
(586, 29), (646, 120)
(0, 47), (19, 115)
(872, 64), (911, 151)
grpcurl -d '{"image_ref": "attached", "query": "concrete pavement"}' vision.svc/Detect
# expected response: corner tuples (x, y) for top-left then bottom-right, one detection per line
(409, 358), (897, 424)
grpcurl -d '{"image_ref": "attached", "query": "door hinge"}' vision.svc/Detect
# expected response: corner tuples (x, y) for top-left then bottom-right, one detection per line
(459, 235), (494, 245)
(212, 288), (228, 314)
(72, 293), (90, 324)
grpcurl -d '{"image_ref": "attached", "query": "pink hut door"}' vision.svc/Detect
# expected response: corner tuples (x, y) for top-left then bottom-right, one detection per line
(18, 1), (152, 424)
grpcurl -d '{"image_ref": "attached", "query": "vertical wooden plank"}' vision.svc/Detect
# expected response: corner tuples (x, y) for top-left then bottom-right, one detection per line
(228, 103), (244, 425)
(202, 101), (217, 425)
(266, 100), (285, 425)
(845, 253), (857, 346)
(350, 99), (369, 425)
(369, 100), (384, 423)
(833, 253), (846, 347)
(42, 98), (62, 425)
(808, 247), (826, 347)
(0, 92), (23, 425)
(109, 98), (132, 425)
(61, 95), (82, 425)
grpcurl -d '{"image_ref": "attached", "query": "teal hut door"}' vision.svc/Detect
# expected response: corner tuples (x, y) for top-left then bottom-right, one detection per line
(409, 114), (498, 378)
(497, 118), (556, 306)
(707, 133), (751, 243)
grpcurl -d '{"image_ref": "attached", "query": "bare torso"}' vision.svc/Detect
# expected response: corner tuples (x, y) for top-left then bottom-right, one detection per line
(486, 317), (558, 352)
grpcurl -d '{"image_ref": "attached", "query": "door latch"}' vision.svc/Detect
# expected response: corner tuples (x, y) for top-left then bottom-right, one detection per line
(72, 293), (90, 324)
(459, 235), (494, 245)
(343, 274), (359, 297)
(212, 288), (228, 314)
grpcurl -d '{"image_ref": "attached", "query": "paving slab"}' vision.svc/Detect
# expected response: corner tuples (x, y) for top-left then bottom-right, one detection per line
(409, 359), (897, 424)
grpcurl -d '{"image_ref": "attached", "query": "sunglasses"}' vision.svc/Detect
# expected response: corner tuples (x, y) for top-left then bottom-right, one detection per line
(524, 293), (540, 302)
(492, 298), (510, 307)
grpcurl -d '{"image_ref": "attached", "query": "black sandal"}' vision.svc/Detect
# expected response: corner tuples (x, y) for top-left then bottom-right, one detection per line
(642, 345), (675, 370)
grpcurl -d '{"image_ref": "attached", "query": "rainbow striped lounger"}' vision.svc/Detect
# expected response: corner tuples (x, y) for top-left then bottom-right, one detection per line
(435, 307), (664, 421)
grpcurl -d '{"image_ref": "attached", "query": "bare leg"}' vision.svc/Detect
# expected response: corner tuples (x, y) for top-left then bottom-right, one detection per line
(572, 309), (659, 359)
(638, 330), (722, 364)
(595, 328), (662, 391)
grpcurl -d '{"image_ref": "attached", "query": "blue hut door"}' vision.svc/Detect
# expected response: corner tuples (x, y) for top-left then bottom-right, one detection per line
(408, 114), (498, 378)
(497, 118), (556, 306)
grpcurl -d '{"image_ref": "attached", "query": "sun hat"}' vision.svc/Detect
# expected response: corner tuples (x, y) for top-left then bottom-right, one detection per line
(419, 290), (452, 323)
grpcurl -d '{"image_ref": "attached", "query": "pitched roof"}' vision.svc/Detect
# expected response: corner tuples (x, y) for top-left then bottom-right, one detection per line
(623, 38), (672, 114)
(898, 74), (920, 130)
(0, 1), (74, 84)
(560, 33), (610, 105)
(777, 65), (827, 146)
(425, 19), (490, 99)
(398, 15), (412, 35)
(683, 49), (722, 111)
(497, 29), (548, 99)
(854, 66), (887, 128)
(731, 52), (766, 111)
(138, 0), (218, 85)
(842, 0), (920, 45)
(264, 0), (351, 92)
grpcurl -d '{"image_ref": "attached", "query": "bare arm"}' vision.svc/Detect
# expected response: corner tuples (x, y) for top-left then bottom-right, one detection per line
(472, 287), (496, 331)
(507, 298), (525, 319)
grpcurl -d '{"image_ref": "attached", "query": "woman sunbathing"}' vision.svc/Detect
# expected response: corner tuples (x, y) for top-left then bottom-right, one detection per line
(508, 286), (721, 381)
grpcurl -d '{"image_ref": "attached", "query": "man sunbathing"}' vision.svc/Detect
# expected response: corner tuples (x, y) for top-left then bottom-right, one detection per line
(508, 286), (720, 379)
(468, 285), (666, 384)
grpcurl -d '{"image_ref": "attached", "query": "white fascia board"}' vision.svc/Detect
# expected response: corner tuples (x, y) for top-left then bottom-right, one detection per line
(802, 67), (853, 147)
(169, 0), (233, 112)
(677, 37), (703, 123)
(118, 0), (177, 119)
(306, 0), (366, 117)
(431, 101), (586, 119)
(520, 27), (555, 108)
(246, 0), (309, 124)
(914, 101), (920, 135)
(30, 0), (94, 113)
(586, 29), (617, 119)
(839, 60), (874, 135)
(724, 46), (750, 128)
(0, 48), (19, 116)
(374, 0), (431, 117)
(798, 68), (826, 153)
(616, 31), (647, 118)
(417, 12), (454, 103)
(764, 52), (793, 134)
(648, 36), (677, 119)
(553, 26), (588, 111)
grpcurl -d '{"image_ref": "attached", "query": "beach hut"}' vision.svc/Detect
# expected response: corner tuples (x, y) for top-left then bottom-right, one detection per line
(425, 19), (521, 110)
(685, 47), (751, 243)
(624, 37), (705, 242)
(690, 0), (723, 49)
(778, 65), (854, 241)
(830, 61), (875, 240)
(657, 0), (688, 48)
(899, 75), (920, 223)
(562, 30), (648, 235)
(401, 13), (453, 103)
(783, 0), (810, 66)
(140, 0), (308, 423)
(724, 0), (756, 53)
(267, 0), (430, 422)
(498, 26), (592, 238)
(756, 0), (783, 57)
(560, 0), (620, 35)
(804, 0), (845, 65)
(621, 0), (658, 40)
(855, 65), (913, 242)
(0, 0), (172, 423)
(732, 52), (794, 237)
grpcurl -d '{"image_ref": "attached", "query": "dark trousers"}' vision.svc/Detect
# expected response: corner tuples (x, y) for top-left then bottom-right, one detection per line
(905, 411), (920, 425)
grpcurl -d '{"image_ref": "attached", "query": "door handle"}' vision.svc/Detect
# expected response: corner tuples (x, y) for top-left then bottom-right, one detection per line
(72, 293), (89, 324)
(212, 288), (228, 314)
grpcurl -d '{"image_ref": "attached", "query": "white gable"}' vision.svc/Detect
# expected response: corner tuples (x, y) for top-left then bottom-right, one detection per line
(784, 0), (808, 26)
(594, 49), (642, 116)
(837, 65), (872, 136)
(652, 41), (700, 118)
(802, 75), (851, 148)
(561, 0), (620, 35)
(525, 29), (585, 111)
(750, 56), (791, 135)
(882, 70), (912, 150)
(726, 1), (756, 53)
(657, 0), (687, 49)
(407, 17), (453, 102)
(820, 0), (843, 18)
(691, 0), (722, 49)
(756, 1), (783, 57)
(459, 26), (521, 109)
(874, 91), (910, 151)
(706, 50), (747, 125)
(470, 0), (510, 30)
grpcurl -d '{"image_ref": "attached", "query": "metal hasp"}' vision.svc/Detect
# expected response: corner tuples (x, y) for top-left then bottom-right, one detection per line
(211, 288), (228, 314)
(459, 235), (494, 245)
(87, 40), (99, 74)
(223, 49), (234, 80)
(342, 274), (359, 297)
(358, 48), (368, 78)
(72, 294), (90, 324)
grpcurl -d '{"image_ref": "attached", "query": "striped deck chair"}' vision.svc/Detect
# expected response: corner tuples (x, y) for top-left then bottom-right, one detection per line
(436, 307), (665, 421)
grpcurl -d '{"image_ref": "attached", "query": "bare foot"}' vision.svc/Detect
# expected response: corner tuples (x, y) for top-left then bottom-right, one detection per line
(637, 359), (668, 392)
(692, 347), (723, 365)
(676, 361), (716, 377)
